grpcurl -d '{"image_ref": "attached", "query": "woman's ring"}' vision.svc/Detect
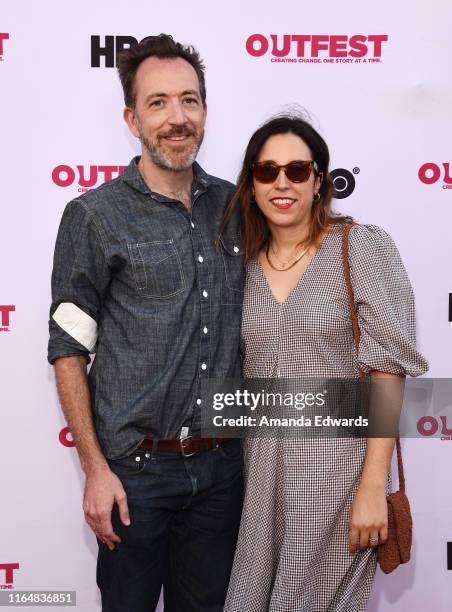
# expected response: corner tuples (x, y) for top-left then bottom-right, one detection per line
(369, 536), (379, 545)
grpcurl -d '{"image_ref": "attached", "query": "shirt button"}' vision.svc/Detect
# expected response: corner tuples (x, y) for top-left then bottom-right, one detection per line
(198, 255), (204, 263)
(201, 363), (207, 371)
(233, 246), (239, 253)
(203, 326), (208, 334)
(196, 398), (202, 405)
(191, 221), (195, 229)
(202, 290), (208, 298)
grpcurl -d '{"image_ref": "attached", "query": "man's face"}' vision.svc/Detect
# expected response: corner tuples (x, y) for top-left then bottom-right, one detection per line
(125, 56), (207, 171)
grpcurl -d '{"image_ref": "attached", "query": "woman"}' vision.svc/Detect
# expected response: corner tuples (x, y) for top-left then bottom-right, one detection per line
(223, 115), (428, 611)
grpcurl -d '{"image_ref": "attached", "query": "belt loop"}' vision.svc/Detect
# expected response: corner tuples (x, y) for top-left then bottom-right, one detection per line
(151, 438), (158, 458)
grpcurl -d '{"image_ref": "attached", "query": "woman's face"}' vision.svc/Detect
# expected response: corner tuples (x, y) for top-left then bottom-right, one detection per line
(252, 132), (321, 231)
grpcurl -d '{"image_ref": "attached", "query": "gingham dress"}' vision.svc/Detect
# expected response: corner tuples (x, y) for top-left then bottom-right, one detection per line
(224, 224), (428, 612)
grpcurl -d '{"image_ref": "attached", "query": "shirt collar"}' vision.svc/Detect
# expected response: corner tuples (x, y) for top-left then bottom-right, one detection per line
(121, 156), (211, 200)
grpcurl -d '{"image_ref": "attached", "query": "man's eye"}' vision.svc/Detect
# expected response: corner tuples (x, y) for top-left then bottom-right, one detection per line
(150, 100), (164, 108)
(183, 98), (198, 105)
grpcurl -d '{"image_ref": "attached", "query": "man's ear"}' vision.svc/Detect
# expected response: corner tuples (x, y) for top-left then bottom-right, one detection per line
(123, 107), (140, 139)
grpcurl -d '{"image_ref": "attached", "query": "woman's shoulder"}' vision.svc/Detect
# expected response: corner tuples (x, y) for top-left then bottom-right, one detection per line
(336, 222), (408, 278)
(327, 221), (397, 250)
(347, 223), (399, 257)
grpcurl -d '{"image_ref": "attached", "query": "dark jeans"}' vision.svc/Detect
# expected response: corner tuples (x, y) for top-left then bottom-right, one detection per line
(97, 439), (243, 612)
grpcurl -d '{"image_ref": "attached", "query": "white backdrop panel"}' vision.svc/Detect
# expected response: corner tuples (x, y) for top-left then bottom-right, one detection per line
(1, 1), (451, 610)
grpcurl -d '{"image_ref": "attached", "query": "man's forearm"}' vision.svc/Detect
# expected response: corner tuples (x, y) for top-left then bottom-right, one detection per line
(54, 356), (109, 475)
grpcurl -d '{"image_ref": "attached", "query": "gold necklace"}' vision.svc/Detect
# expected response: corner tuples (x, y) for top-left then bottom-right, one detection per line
(266, 242), (309, 272)
(270, 243), (301, 267)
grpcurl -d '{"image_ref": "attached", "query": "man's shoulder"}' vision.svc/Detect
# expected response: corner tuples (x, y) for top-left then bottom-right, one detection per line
(203, 175), (238, 224)
(206, 173), (235, 192)
(66, 173), (129, 217)
(196, 163), (235, 197)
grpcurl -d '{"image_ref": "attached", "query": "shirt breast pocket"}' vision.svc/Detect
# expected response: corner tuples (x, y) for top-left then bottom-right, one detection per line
(219, 233), (245, 305)
(127, 240), (186, 299)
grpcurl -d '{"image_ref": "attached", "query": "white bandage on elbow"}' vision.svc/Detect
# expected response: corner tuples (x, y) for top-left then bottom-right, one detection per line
(52, 302), (98, 351)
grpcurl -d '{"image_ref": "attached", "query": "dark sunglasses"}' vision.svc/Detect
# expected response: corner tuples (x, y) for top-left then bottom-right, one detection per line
(252, 160), (319, 184)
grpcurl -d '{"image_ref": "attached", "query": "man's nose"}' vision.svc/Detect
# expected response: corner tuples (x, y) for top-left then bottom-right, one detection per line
(167, 100), (187, 125)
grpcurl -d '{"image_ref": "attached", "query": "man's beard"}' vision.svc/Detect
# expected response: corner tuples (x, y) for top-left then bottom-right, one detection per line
(138, 123), (204, 171)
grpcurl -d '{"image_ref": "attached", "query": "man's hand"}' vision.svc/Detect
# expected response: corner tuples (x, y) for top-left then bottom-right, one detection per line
(349, 483), (388, 555)
(53, 356), (131, 551)
(83, 465), (131, 551)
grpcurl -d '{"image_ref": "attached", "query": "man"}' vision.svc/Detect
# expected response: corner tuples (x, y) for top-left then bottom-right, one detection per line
(48, 34), (244, 612)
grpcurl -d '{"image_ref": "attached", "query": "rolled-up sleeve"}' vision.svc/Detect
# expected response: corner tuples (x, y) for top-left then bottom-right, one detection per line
(349, 224), (428, 377)
(47, 200), (111, 365)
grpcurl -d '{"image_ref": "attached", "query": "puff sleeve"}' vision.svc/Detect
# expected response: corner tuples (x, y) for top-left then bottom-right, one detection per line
(348, 224), (428, 376)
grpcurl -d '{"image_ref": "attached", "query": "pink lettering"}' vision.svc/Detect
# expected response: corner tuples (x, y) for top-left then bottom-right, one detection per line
(417, 416), (438, 436)
(52, 165), (76, 187)
(77, 165), (98, 188)
(270, 34), (291, 58)
(0, 305), (15, 327)
(245, 34), (268, 57)
(0, 564), (19, 585)
(310, 35), (329, 57)
(418, 163), (441, 185)
(0, 33), (9, 55)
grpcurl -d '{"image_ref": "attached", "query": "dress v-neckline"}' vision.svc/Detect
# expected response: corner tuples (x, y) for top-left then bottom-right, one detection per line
(255, 232), (329, 306)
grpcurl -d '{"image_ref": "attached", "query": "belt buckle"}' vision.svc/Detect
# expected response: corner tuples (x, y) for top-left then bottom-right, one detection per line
(180, 435), (195, 458)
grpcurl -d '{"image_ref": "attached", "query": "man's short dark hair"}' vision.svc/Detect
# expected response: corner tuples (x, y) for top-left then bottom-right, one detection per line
(117, 34), (206, 108)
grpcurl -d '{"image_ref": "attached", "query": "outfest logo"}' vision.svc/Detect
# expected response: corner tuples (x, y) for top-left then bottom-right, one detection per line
(0, 305), (15, 332)
(0, 33), (9, 61)
(417, 416), (452, 441)
(418, 163), (452, 190)
(0, 563), (19, 590)
(51, 165), (126, 193)
(246, 34), (388, 63)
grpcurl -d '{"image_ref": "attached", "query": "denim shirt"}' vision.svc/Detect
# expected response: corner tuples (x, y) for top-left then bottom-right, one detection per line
(48, 157), (244, 459)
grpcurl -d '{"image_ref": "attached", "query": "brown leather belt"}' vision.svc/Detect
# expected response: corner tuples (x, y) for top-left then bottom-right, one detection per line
(139, 437), (234, 457)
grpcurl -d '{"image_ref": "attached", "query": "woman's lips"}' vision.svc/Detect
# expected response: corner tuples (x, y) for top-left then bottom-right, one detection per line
(270, 198), (297, 210)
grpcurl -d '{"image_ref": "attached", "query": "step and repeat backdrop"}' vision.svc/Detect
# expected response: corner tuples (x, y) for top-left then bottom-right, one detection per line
(1, 1), (451, 610)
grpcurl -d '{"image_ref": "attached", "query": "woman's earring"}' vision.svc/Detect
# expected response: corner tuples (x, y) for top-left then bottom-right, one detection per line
(313, 192), (321, 202)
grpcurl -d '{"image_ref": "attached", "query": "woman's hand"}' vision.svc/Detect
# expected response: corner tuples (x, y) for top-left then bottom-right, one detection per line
(349, 483), (388, 555)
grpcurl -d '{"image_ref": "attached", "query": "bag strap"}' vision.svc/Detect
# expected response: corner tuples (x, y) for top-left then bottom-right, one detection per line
(341, 223), (405, 493)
